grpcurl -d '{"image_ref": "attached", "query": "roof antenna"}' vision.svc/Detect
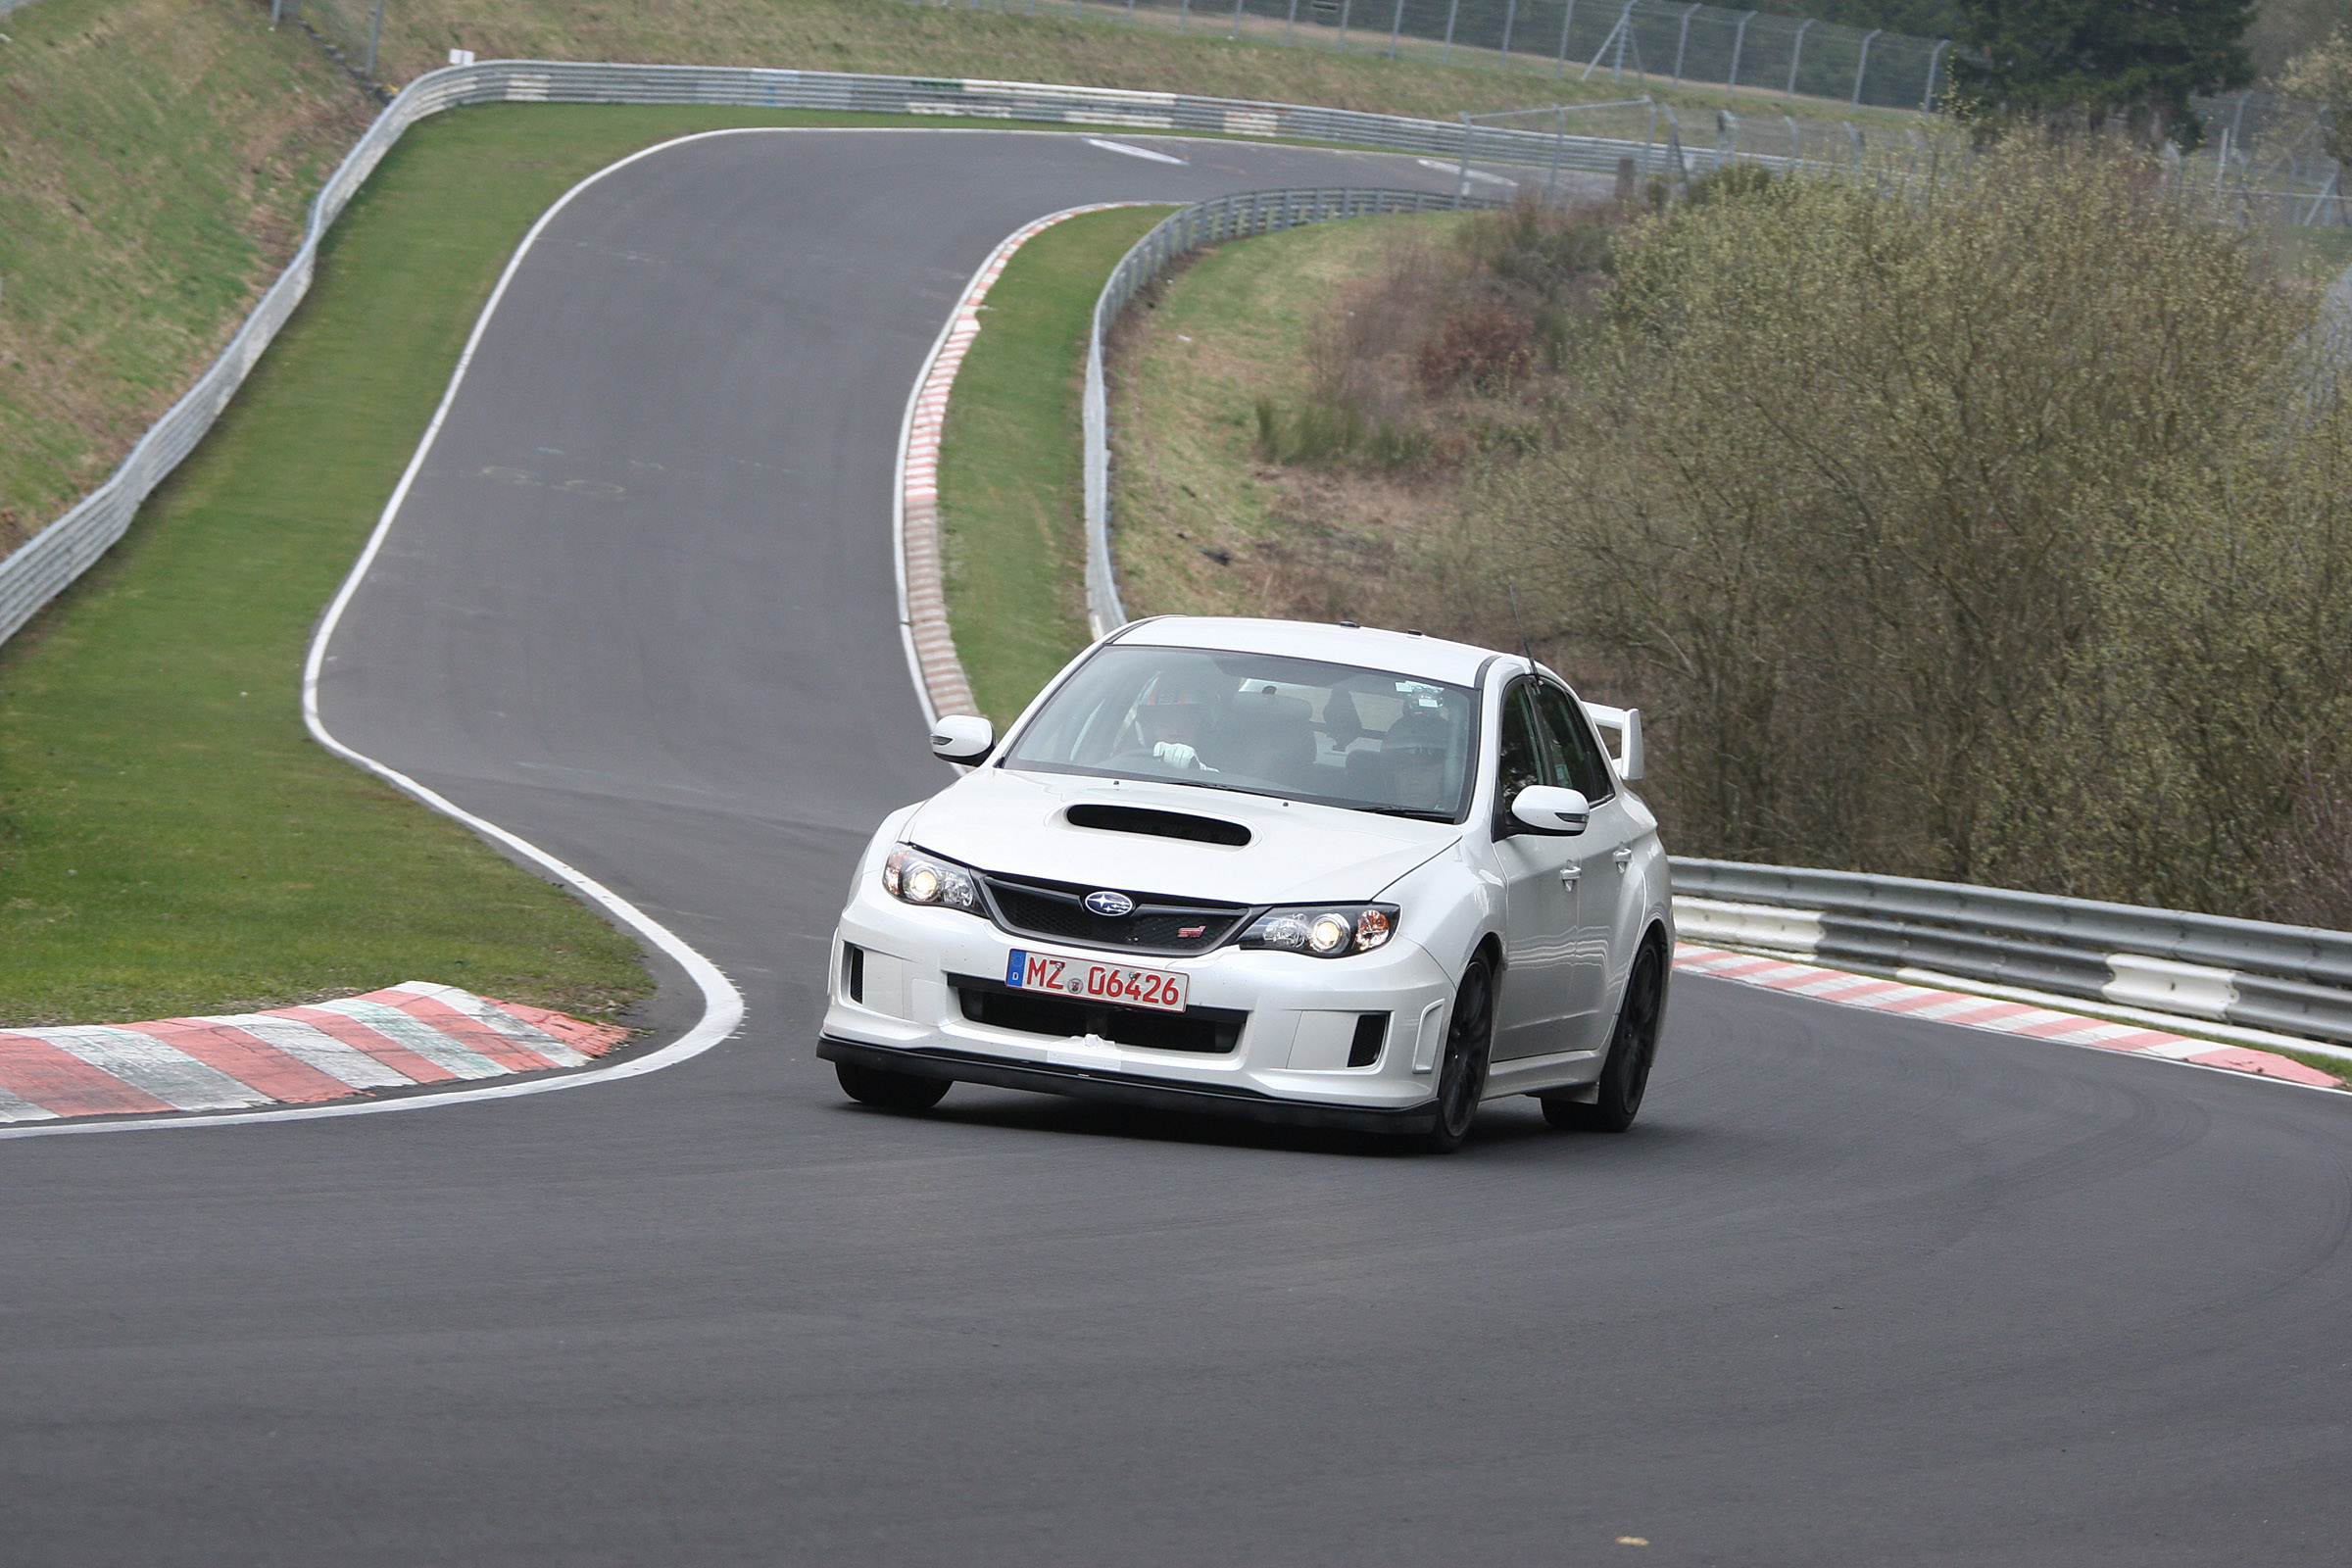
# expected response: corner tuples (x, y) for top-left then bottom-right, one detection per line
(1506, 582), (1538, 668)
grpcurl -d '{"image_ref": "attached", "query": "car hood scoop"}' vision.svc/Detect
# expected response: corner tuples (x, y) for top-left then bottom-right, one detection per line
(906, 768), (1458, 906)
(1062, 803), (1250, 847)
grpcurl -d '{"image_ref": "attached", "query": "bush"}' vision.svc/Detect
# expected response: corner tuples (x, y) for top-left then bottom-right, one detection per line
(1478, 140), (2351, 921)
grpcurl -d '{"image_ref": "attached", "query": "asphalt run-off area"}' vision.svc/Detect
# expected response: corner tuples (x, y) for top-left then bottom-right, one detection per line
(7, 130), (2350, 1566)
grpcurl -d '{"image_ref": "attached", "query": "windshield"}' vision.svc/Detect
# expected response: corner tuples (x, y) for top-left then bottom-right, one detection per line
(1004, 644), (1480, 821)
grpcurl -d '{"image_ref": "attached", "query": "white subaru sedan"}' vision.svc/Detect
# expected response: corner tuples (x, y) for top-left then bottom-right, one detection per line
(819, 616), (1672, 1151)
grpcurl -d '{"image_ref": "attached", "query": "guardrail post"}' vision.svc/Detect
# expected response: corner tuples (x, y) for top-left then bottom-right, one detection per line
(1851, 27), (1880, 105)
(1784, 17), (1813, 100)
(1920, 38), (1947, 113)
(1728, 9), (1755, 93)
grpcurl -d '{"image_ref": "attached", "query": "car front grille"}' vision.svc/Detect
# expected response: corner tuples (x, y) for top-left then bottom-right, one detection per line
(977, 871), (1249, 956)
(950, 973), (1247, 1054)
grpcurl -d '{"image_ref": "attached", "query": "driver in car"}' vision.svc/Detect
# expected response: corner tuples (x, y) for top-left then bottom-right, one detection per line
(1380, 710), (1452, 812)
(1116, 670), (1222, 775)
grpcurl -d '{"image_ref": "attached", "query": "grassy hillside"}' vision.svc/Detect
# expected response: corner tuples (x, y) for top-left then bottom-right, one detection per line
(0, 0), (374, 558)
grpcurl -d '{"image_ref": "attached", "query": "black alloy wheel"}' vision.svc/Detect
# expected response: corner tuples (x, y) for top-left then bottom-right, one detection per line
(1422, 956), (1495, 1153)
(1544, 940), (1665, 1133)
(835, 1058), (952, 1111)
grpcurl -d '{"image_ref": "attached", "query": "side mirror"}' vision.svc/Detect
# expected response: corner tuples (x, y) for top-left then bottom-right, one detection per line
(930, 713), (995, 764)
(1582, 704), (1643, 782)
(1510, 785), (1590, 836)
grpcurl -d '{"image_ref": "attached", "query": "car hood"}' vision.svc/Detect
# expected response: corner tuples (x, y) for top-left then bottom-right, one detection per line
(905, 766), (1460, 906)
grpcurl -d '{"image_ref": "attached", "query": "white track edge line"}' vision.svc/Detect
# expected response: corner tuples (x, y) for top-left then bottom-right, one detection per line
(0, 130), (811, 1142)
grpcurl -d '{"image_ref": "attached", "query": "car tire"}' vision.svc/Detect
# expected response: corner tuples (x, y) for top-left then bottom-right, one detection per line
(1421, 955), (1495, 1153)
(835, 1059), (951, 1112)
(1543, 940), (1665, 1133)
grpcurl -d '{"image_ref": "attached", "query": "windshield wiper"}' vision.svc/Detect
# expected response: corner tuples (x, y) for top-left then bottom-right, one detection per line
(1350, 805), (1456, 821)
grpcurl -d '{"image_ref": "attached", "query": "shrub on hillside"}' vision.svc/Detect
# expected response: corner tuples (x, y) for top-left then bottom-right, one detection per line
(1478, 139), (2351, 921)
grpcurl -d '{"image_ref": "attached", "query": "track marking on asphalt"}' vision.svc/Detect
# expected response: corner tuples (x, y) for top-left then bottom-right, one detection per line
(1675, 943), (2345, 1095)
(1416, 158), (1518, 186)
(1087, 137), (1187, 164)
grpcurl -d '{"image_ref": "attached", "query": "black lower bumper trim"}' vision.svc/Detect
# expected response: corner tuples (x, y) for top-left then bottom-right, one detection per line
(818, 1037), (1438, 1136)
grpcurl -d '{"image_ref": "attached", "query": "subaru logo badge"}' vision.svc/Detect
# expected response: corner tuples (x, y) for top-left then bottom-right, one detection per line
(1084, 890), (1135, 918)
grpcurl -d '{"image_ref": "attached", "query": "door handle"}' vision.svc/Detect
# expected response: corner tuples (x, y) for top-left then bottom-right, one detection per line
(1611, 847), (1634, 871)
(1559, 864), (1581, 886)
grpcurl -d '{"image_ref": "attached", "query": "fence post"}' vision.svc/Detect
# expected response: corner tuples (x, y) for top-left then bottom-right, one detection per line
(1920, 38), (1946, 113)
(1728, 10), (1755, 93)
(1178, 0), (1189, 32)
(1442, 0), (1460, 65)
(1231, 0), (1245, 39)
(365, 0), (385, 75)
(1851, 27), (1880, 105)
(1610, 0), (1634, 82)
(1672, 3), (1697, 84)
(1285, 0), (1298, 44)
(1456, 113), (1473, 204)
(1784, 18), (1812, 100)
(1782, 112), (1799, 162)
(1337, 0), (1350, 50)
(1500, 0), (1516, 69)
(1388, 0), (1404, 58)
(1554, 0), (1578, 80)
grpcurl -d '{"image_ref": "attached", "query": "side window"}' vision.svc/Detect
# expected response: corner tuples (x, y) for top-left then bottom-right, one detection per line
(1533, 683), (1614, 802)
(1495, 681), (1544, 808)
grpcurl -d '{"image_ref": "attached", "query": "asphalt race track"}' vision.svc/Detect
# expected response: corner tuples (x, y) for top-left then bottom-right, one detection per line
(7, 131), (2351, 1566)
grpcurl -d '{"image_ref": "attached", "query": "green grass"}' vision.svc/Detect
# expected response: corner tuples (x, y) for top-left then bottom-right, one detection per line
(1109, 212), (1466, 618)
(0, 102), (1071, 1028)
(0, 0), (374, 555)
(937, 205), (1173, 725)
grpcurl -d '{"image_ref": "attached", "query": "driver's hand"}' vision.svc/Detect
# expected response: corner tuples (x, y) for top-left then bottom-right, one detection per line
(1152, 741), (1207, 771)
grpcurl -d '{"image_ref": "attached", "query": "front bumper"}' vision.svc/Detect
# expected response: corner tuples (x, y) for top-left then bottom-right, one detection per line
(818, 1037), (1440, 1134)
(824, 875), (1458, 1129)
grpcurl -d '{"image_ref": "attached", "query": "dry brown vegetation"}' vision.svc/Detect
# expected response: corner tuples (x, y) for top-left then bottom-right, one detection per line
(1178, 146), (2352, 926)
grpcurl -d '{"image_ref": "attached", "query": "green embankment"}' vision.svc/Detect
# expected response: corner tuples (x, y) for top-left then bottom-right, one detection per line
(0, 104), (1017, 1029)
(0, 0), (374, 555)
(937, 206), (1172, 726)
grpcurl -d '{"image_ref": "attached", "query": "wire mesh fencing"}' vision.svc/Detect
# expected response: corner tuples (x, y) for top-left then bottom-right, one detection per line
(909, 0), (1952, 113)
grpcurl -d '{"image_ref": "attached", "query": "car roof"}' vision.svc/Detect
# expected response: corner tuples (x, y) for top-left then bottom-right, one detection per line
(1112, 615), (1508, 688)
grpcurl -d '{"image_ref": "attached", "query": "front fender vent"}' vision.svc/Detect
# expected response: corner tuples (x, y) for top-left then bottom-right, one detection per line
(1065, 803), (1250, 847)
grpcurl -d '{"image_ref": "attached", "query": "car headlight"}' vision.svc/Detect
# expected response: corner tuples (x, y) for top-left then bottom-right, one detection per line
(883, 846), (979, 912)
(1239, 904), (1396, 957)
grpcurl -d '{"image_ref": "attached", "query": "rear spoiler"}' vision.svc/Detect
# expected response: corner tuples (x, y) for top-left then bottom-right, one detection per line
(1581, 703), (1644, 782)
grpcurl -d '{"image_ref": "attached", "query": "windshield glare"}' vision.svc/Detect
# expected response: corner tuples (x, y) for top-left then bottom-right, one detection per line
(1004, 645), (1479, 820)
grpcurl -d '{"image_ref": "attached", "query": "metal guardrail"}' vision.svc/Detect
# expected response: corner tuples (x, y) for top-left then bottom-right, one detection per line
(1672, 858), (2352, 1048)
(1081, 186), (1502, 635)
(0, 58), (1762, 654)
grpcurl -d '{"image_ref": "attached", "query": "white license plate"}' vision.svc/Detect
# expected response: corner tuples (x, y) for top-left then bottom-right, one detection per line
(1004, 950), (1190, 1013)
